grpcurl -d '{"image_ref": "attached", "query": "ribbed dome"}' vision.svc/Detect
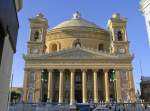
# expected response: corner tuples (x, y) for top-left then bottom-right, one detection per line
(52, 12), (100, 29)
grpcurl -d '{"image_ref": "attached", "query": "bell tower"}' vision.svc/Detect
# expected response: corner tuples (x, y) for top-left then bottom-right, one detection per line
(107, 13), (130, 55)
(27, 13), (48, 55)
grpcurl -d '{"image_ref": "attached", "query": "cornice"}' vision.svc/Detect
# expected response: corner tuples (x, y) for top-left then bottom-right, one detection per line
(47, 26), (108, 34)
(24, 63), (132, 71)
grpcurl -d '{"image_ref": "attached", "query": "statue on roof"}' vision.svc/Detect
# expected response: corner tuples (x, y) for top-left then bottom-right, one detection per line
(72, 11), (81, 19)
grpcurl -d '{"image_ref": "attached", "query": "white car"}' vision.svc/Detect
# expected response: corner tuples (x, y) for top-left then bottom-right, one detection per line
(92, 107), (109, 111)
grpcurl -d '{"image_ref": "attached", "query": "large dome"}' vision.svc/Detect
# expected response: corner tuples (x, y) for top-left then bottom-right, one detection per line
(52, 12), (100, 29)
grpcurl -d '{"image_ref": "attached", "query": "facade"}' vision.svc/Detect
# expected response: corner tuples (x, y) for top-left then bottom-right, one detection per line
(23, 12), (136, 105)
(140, 0), (150, 45)
(140, 76), (150, 102)
(0, 0), (22, 111)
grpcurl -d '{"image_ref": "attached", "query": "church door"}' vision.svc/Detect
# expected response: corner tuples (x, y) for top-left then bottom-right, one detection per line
(75, 70), (82, 103)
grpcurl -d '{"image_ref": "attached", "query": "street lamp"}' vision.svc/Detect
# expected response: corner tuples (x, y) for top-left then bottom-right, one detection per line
(41, 69), (48, 102)
(109, 70), (117, 102)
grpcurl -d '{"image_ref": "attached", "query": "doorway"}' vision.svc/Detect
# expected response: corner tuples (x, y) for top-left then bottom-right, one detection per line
(75, 70), (82, 103)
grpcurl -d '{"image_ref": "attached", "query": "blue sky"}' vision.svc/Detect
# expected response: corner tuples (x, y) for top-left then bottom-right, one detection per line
(12, 0), (150, 91)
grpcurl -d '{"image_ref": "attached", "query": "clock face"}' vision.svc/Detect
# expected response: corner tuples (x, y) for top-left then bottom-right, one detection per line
(118, 47), (126, 54)
(32, 48), (39, 54)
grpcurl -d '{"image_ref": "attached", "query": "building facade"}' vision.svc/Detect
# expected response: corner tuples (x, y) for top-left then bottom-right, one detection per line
(140, 0), (150, 45)
(0, 0), (22, 111)
(140, 76), (150, 102)
(23, 12), (136, 105)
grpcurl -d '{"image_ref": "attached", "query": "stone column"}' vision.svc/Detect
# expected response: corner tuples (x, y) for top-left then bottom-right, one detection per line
(128, 68), (136, 102)
(35, 69), (42, 103)
(104, 69), (110, 102)
(47, 69), (53, 103)
(93, 70), (98, 103)
(59, 69), (64, 104)
(82, 69), (87, 103)
(70, 70), (75, 105)
(115, 69), (122, 102)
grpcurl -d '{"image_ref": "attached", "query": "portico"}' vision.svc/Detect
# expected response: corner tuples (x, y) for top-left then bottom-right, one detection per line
(23, 47), (135, 104)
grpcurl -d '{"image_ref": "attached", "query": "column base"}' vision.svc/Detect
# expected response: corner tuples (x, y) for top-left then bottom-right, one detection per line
(105, 100), (110, 103)
(94, 99), (98, 104)
(58, 102), (63, 105)
(70, 104), (76, 109)
(47, 98), (52, 103)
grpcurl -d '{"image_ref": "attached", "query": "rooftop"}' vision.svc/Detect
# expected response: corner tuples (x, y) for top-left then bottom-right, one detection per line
(141, 76), (150, 81)
(52, 11), (101, 30)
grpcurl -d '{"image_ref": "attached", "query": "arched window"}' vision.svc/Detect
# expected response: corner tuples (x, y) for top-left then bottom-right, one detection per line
(51, 44), (57, 51)
(117, 31), (123, 41)
(98, 44), (104, 51)
(74, 39), (81, 48)
(34, 31), (40, 41)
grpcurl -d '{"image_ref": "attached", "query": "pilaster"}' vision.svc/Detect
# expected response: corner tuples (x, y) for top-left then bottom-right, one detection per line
(128, 68), (136, 102)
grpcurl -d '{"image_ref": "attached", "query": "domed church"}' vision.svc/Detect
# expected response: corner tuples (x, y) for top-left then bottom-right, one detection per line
(23, 12), (136, 105)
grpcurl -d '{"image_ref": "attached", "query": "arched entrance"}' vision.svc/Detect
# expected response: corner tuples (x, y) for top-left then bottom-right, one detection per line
(75, 69), (82, 103)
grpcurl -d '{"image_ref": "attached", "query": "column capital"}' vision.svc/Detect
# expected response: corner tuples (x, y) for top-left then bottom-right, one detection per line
(81, 69), (87, 72)
(58, 69), (64, 72)
(24, 68), (42, 72)
(47, 69), (53, 72)
(103, 69), (109, 72)
(24, 68), (30, 71)
(93, 69), (99, 72)
(127, 68), (133, 71)
(70, 69), (75, 73)
(35, 69), (43, 72)
(114, 68), (122, 72)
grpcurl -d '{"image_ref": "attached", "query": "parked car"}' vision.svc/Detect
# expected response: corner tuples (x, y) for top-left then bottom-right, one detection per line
(92, 107), (109, 111)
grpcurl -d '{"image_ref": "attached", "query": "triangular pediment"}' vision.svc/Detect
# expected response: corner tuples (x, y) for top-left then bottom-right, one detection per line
(24, 47), (132, 61)
(40, 47), (118, 59)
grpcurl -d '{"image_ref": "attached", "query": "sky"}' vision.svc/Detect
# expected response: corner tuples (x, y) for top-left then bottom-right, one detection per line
(12, 0), (150, 91)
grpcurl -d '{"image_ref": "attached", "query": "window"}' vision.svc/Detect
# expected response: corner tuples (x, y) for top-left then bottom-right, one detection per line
(98, 44), (104, 51)
(76, 75), (81, 82)
(117, 31), (123, 41)
(34, 31), (40, 41)
(51, 44), (57, 51)
(74, 39), (81, 47)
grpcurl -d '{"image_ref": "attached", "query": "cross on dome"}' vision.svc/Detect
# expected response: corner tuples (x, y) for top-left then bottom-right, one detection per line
(72, 11), (81, 19)
(36, 12), (44, 18)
